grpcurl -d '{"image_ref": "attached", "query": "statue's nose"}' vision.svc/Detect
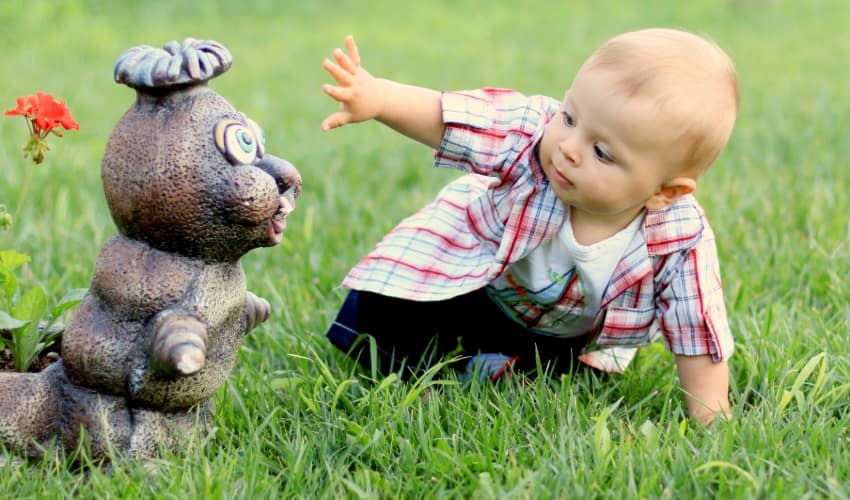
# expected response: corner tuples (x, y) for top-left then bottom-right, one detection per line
(255, 155), (302, 199)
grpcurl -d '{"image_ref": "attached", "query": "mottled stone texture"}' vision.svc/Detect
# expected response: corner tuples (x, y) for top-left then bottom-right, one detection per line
(0, 39), (301, 463)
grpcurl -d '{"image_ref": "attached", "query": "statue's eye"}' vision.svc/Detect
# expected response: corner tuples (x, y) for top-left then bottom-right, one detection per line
(214, 119), (258, 165)
(244, 117), (266, 158)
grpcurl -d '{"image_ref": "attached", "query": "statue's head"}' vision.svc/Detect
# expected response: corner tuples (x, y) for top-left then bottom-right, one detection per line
(102, 38), (301, 262)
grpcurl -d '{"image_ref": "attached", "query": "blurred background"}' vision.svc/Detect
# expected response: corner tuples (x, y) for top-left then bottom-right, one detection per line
(1, 1), (849, 495)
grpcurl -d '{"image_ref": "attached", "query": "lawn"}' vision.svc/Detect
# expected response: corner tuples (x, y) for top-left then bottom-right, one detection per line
(1, 0), (848, 497)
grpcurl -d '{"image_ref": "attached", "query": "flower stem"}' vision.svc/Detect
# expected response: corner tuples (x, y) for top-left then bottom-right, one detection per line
(14, 165), (33, 221)
(0, 165), (34, 247)
(0, 166), (34, 246)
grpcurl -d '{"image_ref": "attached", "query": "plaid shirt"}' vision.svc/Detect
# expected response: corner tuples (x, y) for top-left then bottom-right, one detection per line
(343, 88), (733, 372)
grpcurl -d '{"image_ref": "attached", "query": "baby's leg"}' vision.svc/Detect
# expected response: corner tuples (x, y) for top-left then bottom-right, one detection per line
(434, 289), (593, 377)
(326, 290), (463, 378)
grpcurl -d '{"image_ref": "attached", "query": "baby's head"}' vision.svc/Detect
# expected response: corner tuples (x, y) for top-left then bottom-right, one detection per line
(579, 28), (738, 177)
(537, 28), (738, 226)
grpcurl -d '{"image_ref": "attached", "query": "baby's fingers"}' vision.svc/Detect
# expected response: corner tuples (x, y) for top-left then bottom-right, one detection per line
(333, 47), (359, 74)
(321, 111), (352, 131)
(344, 35), (361, 67)
(322, 58), (353, 85)
(322, 83), (353, 103)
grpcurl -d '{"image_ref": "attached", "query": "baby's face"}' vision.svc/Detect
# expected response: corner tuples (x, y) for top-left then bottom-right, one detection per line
(537, 65), (685, 229)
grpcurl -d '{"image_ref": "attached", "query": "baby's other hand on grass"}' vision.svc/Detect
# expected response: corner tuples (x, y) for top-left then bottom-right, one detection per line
(321, 35), (383, 131)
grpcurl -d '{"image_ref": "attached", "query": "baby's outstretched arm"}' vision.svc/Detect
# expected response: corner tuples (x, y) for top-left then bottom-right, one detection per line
(321, 35), (445, 149)
(675, 354), (732, 424)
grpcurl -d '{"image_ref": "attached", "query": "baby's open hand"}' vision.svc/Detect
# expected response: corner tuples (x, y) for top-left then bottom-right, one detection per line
(321, 35), (383, 131)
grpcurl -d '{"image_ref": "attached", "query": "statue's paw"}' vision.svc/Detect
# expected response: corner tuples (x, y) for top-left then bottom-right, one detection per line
(245, 291), (270, 331)
(151, 316), (208, 376)
(168, 339), (206, 376)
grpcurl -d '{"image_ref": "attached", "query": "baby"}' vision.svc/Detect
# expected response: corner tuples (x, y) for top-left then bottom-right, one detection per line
(321, 29), (738, 423)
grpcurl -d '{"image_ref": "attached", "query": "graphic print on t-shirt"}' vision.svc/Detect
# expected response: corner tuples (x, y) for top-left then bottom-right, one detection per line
(486, 266), (585, 330)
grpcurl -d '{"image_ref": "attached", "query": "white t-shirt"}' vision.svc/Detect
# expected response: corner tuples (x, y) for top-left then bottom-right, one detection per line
(487, 210), (644, 337)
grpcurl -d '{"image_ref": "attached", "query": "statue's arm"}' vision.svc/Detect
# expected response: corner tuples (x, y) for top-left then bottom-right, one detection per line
(149, 310), (208, 376)
(244, 291), (270, 333)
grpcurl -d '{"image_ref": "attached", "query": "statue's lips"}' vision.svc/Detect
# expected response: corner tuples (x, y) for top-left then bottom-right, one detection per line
(267, 195), (294, 245)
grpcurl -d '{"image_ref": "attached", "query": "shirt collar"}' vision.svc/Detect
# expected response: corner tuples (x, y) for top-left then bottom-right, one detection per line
(642, 195), (705, 255)
(529, 116), (550, 184)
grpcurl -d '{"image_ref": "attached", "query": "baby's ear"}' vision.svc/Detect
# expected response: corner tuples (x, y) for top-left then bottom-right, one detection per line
(644, 177), (696, 210)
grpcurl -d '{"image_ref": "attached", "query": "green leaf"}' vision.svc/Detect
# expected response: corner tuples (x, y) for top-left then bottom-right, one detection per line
(39, 322), (65, 348)
(51, 287), (88, 317)
(639, 419), (659, 449)
(778, 352), (827, 413)
(298, 388), (320, 415)
(695, 461), (757, 487)
(331, 378), (356, 413)
(376, 373), (399, 393)
(0, 265), (18, 303)
(0, 249), (30, 271)
(270, 376), (304, 390)
(592, 407), (613, 459)
(10, 285), (48, 371)
(0, 309), (29, 330)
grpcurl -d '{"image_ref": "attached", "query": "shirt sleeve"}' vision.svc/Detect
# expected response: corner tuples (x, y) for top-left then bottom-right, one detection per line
(657, 231), (734, 362)
(435, 88), (554, 180)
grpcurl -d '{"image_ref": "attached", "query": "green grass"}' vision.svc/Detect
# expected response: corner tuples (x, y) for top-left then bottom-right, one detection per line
(2, 0), (848, 497)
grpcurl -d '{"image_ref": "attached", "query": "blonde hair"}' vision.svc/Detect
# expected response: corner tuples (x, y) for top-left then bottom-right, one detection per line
(581, 28), (739, 176)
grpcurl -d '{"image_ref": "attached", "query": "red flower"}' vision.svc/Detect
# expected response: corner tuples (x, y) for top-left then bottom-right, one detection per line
(5, 95), (36, 117)
(5, 92), (79, 164)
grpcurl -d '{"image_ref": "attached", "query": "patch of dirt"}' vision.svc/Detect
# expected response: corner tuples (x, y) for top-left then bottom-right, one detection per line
(0, 330), (62, 372)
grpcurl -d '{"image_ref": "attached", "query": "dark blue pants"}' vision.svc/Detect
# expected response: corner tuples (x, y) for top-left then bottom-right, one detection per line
(326, 288), (591, 379)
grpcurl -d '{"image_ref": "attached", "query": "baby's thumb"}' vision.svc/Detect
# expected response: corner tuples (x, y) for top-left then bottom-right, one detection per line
(321, 112), (350, 131)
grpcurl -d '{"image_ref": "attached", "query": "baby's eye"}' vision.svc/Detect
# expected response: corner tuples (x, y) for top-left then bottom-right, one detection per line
(561, 111), (576, 127)
(214, 119), (259, 165)
(593, 143), (614, 163)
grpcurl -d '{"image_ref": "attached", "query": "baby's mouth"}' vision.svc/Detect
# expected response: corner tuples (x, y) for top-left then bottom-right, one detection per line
(550, 166), (574, 188)
(557, 171), (574, 187)
(267, 195), (295, 244)
(549, 154), (575, 187)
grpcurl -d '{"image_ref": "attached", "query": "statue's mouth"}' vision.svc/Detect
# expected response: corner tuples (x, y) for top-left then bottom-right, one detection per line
(267, 195), (295, 244)
(255, 154), (301, 246)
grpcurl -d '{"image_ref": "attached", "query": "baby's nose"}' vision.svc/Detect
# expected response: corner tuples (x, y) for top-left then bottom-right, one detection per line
(559, 140), (581, 166)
